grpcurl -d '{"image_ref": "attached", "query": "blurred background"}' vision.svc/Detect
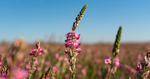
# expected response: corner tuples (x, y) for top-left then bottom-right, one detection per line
(0, 0), (150, 79)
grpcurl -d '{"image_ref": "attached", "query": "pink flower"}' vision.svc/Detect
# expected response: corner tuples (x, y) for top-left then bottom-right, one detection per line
(81, 69), (86, 77)
(52, 67), (57, 72)
(137, 62), (142, 71)
(65, 50), (69, 54)
(105, 57), (123, 68)
(43, 49), (48, 54)
(30, 48), (36, 54)
(124, 65), (132, 70)
(113, 57), (120, 66)
(65, 31), (81, 50)
(97, 71), (102, 76)
(12, 69), (28, 79)
(0, 62), (2, 65)
(76, 48), (81, 53)
(104, 57), (111, 64)
(25, 64), (30, 70)
(95, 59), (102, 64)
(76, 64), (82, 69)
(29, 48), (43, 56)
(54, 53), (59, 59)
(113, 57), (123, 68)
(75, 34), (80, 40)
(64, 74), (69, 79)
(137, 54), (143, 61)
(130, 68), (137, 74)
(77, 74), (81, 78)
(37, 67), (41, 71)
(45, 61), (51, 66)
(70, 31), (75, 36)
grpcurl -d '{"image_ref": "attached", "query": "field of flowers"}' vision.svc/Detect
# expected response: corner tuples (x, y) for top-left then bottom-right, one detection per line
(0, 39), (150, 79)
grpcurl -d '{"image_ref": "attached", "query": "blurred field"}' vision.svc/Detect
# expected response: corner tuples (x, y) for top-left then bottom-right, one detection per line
(0, 41), (150, 79)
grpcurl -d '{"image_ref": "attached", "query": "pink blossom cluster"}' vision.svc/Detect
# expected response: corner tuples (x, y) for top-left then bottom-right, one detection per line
(137, 62), (143, 72)
(12, 68), (28, 79)
(137, 55), (150, 78)
(65, 31), (81, 54)
(29, 48), (43, 56)
(0, 57), (2, 68)
(137, 55), (150, 72)
(0, 57), (8, 77)
(105, 57), (123, 68)
(0, 67), (8, 77)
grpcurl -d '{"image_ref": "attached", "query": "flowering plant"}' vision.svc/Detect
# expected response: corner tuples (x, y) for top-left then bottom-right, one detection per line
(104, 26), (123, 79)
(64, 4), (87, 79)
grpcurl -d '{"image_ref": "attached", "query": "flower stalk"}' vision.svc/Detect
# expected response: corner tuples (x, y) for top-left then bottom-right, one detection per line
(28, 40), (43, 79)
(39, 66), (52, 79)
(104, 26), (122, 79)
(72, 4), (87, 31)
(137, 52), (150, 79)
(65, 4), (87, 79)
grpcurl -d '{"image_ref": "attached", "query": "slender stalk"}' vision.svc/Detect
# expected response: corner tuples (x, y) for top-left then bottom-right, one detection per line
(65, 4), (87, 79)
(28, 39), (43, 79)
(107, 26), (122, 79)
(28, 56), (37, 79)
(39, 66), (52, 79)
(108, 57), (114, 79)
(108, 65), (113, 79)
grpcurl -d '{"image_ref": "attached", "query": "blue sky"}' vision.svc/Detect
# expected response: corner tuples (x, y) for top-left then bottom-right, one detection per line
(0, 0), (150, 43)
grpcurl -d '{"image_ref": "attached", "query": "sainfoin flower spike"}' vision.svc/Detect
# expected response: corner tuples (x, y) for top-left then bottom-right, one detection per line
(72, 4), (87, 31)
(28, 39), (43, 79)
(104, 26), (123, 79)
(137, 52), (150, 79)
(29, 39), (43, 56)
(112, 26), (122, 57)
(65, 4), (87, 79)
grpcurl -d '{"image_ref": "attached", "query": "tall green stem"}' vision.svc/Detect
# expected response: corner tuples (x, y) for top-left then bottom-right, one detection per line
(28, 56), (37, 79)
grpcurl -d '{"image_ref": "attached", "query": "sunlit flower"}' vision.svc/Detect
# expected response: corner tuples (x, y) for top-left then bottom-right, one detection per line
(105, 57), (111, 64)
(52, 67), (57, 72)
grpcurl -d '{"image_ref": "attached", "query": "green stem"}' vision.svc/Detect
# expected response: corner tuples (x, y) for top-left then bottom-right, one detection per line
(28, 56), (36, 79)
(108, 64), (113, 79)
(68, 50), (75, 79)
(108, 56), (116, 79)
(70, 49), (75, 79)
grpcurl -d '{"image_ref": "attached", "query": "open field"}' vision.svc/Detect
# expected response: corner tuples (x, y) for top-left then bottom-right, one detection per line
(1, 41), (150, 79)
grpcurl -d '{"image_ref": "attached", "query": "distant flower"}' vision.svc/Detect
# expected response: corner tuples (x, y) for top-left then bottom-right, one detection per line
(54, 53), (59, 59)
(45, 61), (51, 66)
(130, 68), (137, 74)
(81, 69), (86, 77)
(37, 67), (41, 71)
(97, 71), (102, 76)
(104, 57), (111, 64)
(64, 74), (69, 79)
(76, 64), (82, 69)
(52, 67), (57, 72)
(77, 74), (81, 78)
(43, 49), (48, 54)
(12, 68), (28, 79)
(95, 59), (102, 64)
(25, 64), (31, 70)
